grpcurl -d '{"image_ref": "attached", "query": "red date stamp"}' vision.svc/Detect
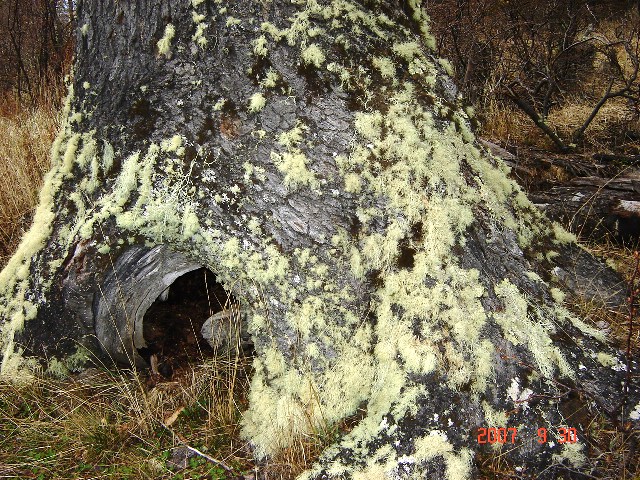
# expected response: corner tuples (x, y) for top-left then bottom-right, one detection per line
(477, 427), (578, 444)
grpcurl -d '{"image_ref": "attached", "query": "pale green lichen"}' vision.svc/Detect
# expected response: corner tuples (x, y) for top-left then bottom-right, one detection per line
(46, 345), (90, 378)
(261, 21), (285, 42)
(494, 279), (572, 379)
(271, 151), (318, 190)
(226, 16), (241, 27)
(0, 4), (610, 478)
(253, 35), (269, 56)
(552, 221), (577, 244)
(393, 41), (421, 61)
(192, 22), (208, 48)
(192, 11), (205, 24)
(160, 134), (183, 153)
(269, 120), (319, 190)
(552, 440), (586, 467)
(248, 92), (267, 113)
(482, 401), (508, 428)
(526, 271), (544, 283)
(596, 351), (617, 367)
(301, 43), (325, 67)
(260, 68), (280, 89)
(157, 24), (175, 56)
(561, 309), (606, 343)
(550, 287), (565, 304)
(438, 57), (455, 76)
(371, 56), (396, 79)
(213, 98), (226, 111)
(46, 357), (69, 378)
(343, 172), (361, 193)
(414, 434), (472, 480)
(0, 84), (80, 379)
(278, 121), (307, 148)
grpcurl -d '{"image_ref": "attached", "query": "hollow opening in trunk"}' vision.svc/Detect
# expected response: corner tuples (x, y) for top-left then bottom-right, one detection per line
(137, 267), (238, 376)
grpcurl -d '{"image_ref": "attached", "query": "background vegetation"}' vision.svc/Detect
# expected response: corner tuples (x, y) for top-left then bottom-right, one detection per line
(0, 1), (638, 478)
(430, 0), (640, 153)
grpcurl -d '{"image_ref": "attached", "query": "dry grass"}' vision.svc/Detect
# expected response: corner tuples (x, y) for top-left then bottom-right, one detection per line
(0, 349), (337, 479)
(0, 354), (256, 479)
(480, 95), (640, 153)
(0, 96), (61, 266)
(480, 101), (546, 148)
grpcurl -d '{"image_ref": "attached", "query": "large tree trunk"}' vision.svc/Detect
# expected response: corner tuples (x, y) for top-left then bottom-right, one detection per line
(0, 1), (637, 478)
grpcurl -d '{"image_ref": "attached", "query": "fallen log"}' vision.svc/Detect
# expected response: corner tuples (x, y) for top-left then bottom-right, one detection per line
(530, 173), (640, 243)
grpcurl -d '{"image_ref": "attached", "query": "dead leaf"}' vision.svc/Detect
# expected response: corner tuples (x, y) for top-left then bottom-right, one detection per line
(165, 406), (185, 426)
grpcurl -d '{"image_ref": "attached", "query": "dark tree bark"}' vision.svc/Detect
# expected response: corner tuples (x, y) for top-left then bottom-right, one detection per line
(0, 1), (638, 478)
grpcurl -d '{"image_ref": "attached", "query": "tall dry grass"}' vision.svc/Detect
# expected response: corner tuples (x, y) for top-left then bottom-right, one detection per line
(0, 91), (63, 266)
(480, 95), (640, 153)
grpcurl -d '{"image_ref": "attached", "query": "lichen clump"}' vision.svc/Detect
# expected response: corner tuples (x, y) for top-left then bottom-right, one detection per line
(157, 24), (175, 56)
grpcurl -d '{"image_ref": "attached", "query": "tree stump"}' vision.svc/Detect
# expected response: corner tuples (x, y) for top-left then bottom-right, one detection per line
(0, 1), (637, 478)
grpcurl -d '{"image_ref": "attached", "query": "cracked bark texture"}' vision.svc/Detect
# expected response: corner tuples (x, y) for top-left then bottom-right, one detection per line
(0, 1), (638, 479)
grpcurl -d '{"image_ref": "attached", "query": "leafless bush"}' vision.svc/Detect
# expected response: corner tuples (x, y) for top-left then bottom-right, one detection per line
(428, 0), (640, 153)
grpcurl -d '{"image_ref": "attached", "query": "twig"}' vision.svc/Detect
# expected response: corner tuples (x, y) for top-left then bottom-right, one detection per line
(159, 421), (234, 473)
(183, 444), (234, 472)
(623, 251), (639, 405)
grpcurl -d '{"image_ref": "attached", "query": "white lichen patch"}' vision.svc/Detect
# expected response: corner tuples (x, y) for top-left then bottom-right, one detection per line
(552, 440), (586, 468)
(506, 377), (534, 410)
